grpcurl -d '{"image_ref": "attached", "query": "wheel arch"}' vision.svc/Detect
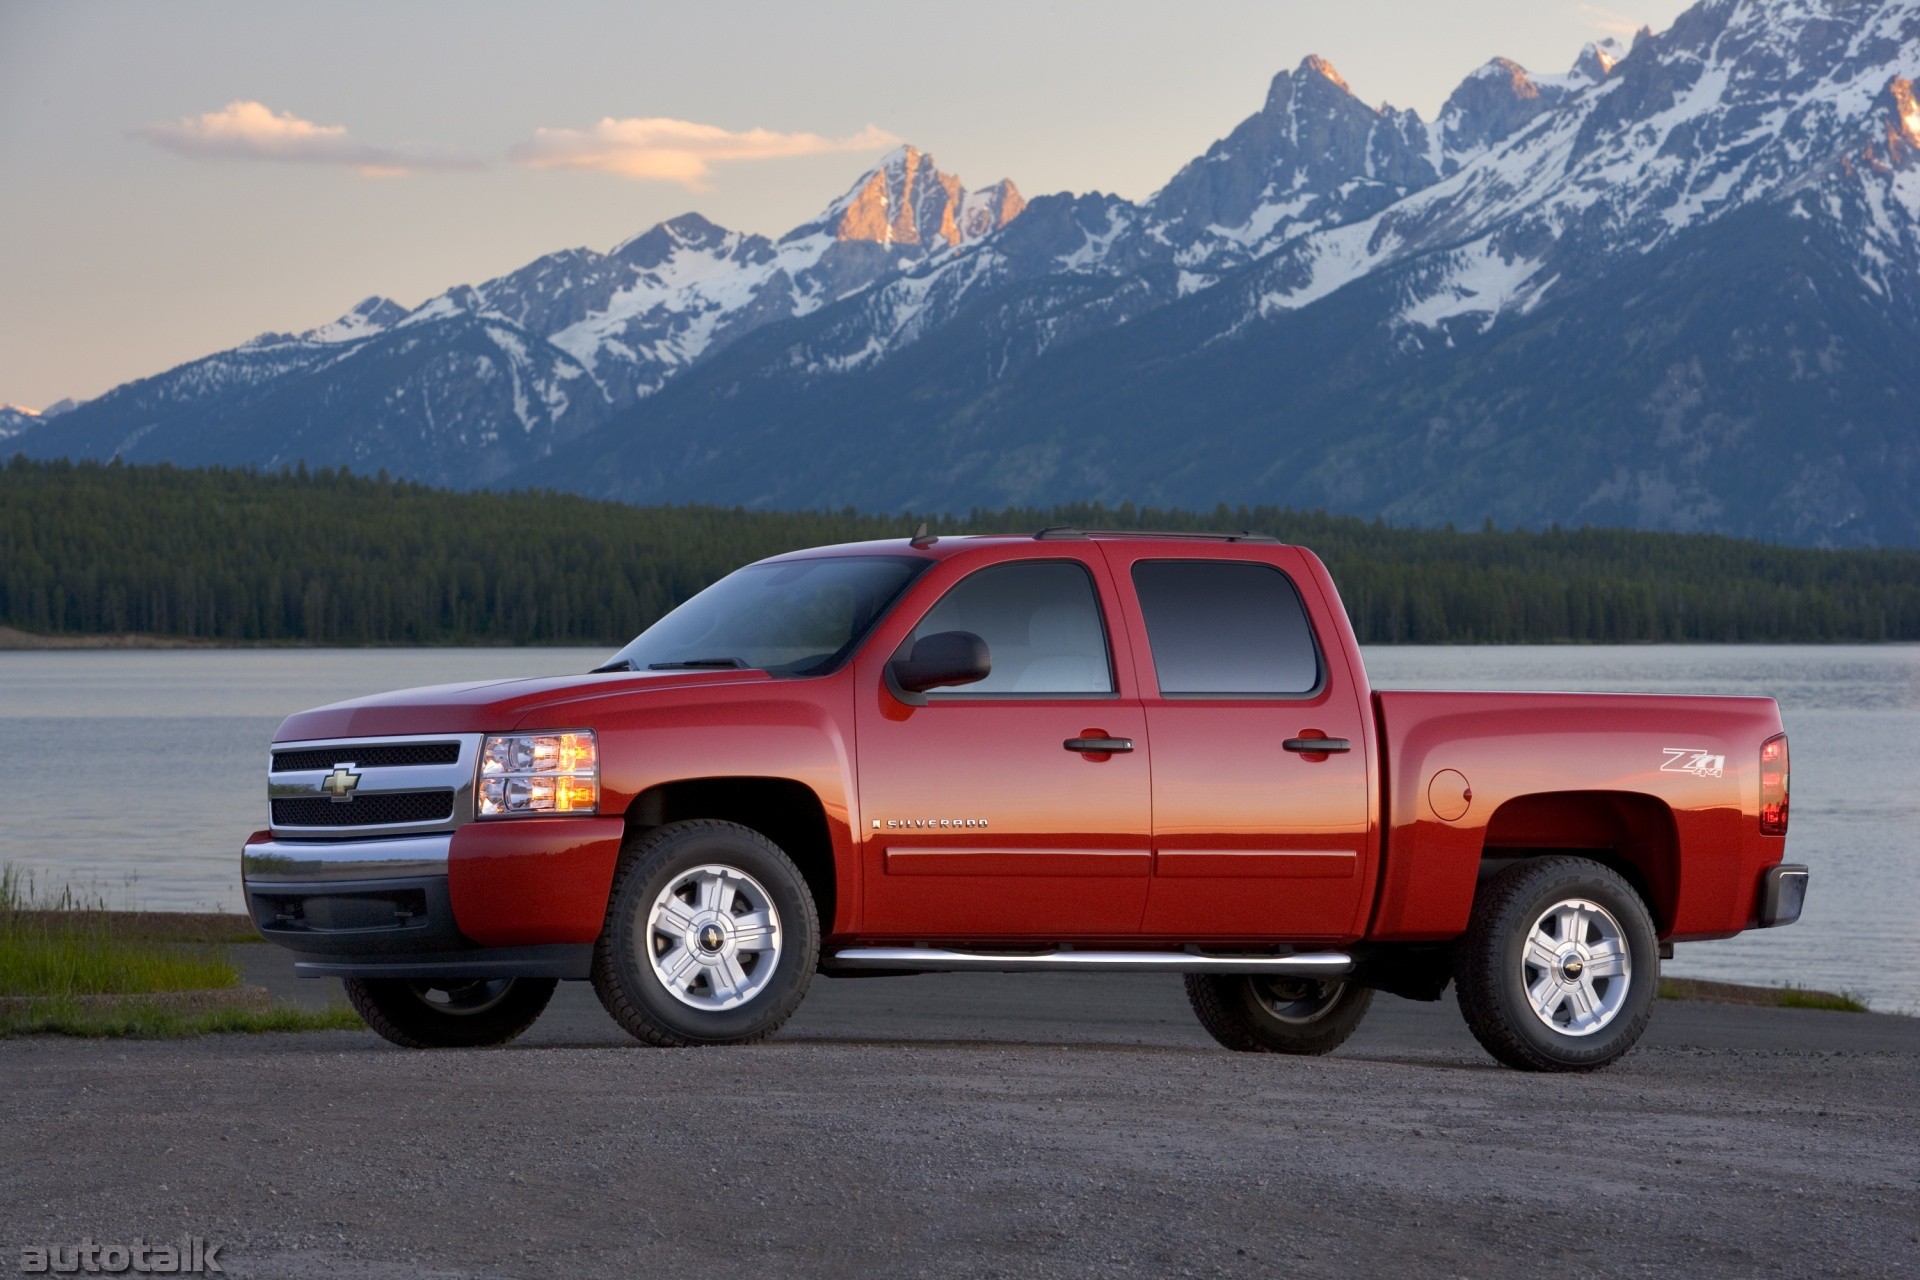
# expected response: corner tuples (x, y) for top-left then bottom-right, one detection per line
(624, 777), (838, 932)
(1476, 790), (1681, 933)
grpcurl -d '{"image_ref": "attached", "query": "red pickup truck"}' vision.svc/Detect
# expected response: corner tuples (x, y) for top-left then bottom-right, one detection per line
(244, 529), (1805, 1071)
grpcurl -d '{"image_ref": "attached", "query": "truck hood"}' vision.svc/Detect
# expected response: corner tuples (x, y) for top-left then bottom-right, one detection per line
(274, 668), (774, 741)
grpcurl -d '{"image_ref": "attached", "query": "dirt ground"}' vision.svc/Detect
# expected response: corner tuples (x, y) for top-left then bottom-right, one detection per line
(2, 958), (1914, 1279)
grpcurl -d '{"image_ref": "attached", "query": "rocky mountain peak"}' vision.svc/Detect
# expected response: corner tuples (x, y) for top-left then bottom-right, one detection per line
(959, 179), (1026, 240)
(613, 211), (737, 267)
(1136, 52), (1440, 267)
(1435, 56), (1568, 159)
(0, 405), (43, 440)
(1299, 54), (1350, 91)
(824, 145), (1018, 249)
(1569, 37), (1629, 83)
(293, 296), (407, 346)
(1265, 56), (1362, 114)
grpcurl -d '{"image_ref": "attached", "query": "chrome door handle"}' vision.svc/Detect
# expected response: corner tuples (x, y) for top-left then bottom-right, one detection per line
(1283, 737), (1352, 754)
(1064, 737), (1134, 753)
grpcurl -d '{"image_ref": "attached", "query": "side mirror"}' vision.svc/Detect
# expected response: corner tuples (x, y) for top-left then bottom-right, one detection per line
(886, 631), (991, 705)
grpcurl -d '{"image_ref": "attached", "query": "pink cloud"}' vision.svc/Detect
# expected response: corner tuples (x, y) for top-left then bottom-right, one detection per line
(135, 101), (476, 176)
(510, 117), (899, 188)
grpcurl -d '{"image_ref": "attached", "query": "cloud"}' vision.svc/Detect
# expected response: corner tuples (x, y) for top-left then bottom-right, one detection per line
(510, 117), (900, 188)
(1577, 4), (1645, 37)
(134, 101), (476, 177)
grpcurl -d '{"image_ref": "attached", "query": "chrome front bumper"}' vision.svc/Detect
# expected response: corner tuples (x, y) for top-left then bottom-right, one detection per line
(240, 832), (592, 980)
(242, 832), (460, 957)
(243, 833), (451, 883)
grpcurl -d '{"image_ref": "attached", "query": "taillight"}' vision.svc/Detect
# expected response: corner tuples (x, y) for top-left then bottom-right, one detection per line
(1759, 734), (1789, 835)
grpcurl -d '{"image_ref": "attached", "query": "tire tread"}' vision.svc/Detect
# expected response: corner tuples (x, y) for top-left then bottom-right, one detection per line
(1184, 975), (1373, 1055)
(591, 819), (819, 1048)
(342, 977), (556, 1049)
(1454, 856), (1656, 1072)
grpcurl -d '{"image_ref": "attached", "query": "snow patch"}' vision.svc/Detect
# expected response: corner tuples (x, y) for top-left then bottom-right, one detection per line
(1398, 238), (1553, 329)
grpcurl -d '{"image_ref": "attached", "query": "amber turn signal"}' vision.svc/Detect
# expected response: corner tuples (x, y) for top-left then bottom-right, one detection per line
(477, 730), (599, 817)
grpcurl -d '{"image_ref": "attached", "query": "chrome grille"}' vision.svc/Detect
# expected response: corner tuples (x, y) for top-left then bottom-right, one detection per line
(272, 742), (460, 772)
(267, 732), (482, 839)
(271, 792), (455, 828)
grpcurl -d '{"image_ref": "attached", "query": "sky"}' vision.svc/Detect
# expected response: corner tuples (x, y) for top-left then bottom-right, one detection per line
(0, 0), (1688, 410)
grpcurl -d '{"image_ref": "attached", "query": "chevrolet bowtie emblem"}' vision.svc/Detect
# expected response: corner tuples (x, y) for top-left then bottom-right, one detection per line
(321, 764), (362, 802)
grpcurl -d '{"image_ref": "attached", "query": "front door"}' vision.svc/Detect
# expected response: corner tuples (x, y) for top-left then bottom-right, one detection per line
(1105, 548), (1373, 942)
(854, 553), (1151, 939)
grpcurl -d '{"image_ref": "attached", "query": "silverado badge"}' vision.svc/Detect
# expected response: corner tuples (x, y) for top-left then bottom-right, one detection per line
(872, 818), (990, 830)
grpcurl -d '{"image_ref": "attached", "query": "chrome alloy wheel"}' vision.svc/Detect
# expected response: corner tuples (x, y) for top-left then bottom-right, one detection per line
(1521, 897), (1632, 1036)
(645, 863), (783, 1011)
(1254, 977), (1349, 1024)
(406, 979), (516, 1016)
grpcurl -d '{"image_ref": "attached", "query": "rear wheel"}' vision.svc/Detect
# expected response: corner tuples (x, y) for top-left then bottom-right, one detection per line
(342, 976), (556, 1048)
(1185, 974), (1373, 1054)
(1454, 856), (1658, 1072)
(591, 820), (819, 1047)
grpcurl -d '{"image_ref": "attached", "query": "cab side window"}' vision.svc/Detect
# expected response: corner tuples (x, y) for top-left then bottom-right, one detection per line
(1132, 560), (1321, 696)
(908, 562), (1114, 696)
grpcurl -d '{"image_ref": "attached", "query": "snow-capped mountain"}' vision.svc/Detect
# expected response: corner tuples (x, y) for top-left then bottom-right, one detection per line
(17, 148), (1022, 484)
(720, 45), (1603, 384)
(16, 0), (1920, 543)
(1231, 0), (1920, 334)
(407, 145), (1021, 405)
(0, 406), (43, 441)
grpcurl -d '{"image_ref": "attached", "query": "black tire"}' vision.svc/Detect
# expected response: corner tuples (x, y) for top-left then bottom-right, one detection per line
(1454, 856), (1659, 1072)
(342, 976), (556, 1049)
(1185, 974), (1374, 1055)
(591, 819), (819, 1047)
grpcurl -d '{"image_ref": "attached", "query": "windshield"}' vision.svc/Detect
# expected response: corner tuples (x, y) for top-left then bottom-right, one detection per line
(600, 555), (930, 678)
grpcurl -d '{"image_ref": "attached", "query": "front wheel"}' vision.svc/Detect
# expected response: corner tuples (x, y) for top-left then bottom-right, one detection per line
(1454, 857), (1659, 1072)
(1185, 974), (1374, 1054)
(591, 820), (820, 1047)
(342, 976), (557, 1049)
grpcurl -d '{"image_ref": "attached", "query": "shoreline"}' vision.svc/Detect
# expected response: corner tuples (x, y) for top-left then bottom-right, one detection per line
(17, 910), (1886, 1014)
(0, 627), (604, 651)
(4, 626), (1915, 652)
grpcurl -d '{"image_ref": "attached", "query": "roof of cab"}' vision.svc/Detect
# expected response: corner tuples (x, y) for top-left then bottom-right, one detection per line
(759, 527), (1290, 564)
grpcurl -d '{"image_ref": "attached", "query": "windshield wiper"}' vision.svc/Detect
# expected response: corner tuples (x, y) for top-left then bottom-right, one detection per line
(646, 657), (751, 670)
(589, 659), (634, 674)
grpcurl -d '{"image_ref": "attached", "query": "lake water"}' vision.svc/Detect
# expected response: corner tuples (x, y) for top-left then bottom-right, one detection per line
(2, 645), (1914, 1011)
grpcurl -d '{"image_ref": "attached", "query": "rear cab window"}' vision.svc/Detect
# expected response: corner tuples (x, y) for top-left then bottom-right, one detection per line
(1129, 559), (1323, 698)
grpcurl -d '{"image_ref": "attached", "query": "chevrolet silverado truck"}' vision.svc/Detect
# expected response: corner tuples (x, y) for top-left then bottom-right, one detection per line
(243, 529), (1806, 1071)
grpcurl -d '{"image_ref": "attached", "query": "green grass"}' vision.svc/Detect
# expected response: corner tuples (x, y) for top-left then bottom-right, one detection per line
(0, 865), (240, 996)
(1774, 987), (1871, 1013)
(0, 998), (365, 1038)
(0, 931), (240, 997)
(1658, 976), (1870, 1012)
(0, 864), (369, 1037)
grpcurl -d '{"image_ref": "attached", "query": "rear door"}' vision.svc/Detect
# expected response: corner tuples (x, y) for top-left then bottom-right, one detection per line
(853, 551), (1151, 939)
(1104, 546), (1373, 942)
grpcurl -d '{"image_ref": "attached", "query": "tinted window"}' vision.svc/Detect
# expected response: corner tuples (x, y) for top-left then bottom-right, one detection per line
(605, 555), (928, 678)
(1132, 561), (1320, 696)
(909, 561), (1113, 695)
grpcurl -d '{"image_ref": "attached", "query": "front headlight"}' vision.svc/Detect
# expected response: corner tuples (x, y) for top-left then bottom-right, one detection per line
(477, 730), (599, 817)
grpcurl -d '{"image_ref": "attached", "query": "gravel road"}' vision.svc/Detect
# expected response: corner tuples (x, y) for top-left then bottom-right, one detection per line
(2, 951), (1914, 1279)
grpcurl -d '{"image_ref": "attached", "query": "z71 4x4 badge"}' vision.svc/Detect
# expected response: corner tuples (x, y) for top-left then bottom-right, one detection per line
(1660, 747), (1725, 778)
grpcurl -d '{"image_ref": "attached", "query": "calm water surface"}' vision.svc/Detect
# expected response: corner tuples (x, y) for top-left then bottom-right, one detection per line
(2, 645), (1914, 1010)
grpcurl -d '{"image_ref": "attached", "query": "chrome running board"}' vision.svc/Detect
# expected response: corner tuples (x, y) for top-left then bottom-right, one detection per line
(826, 948), (1353, 975)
